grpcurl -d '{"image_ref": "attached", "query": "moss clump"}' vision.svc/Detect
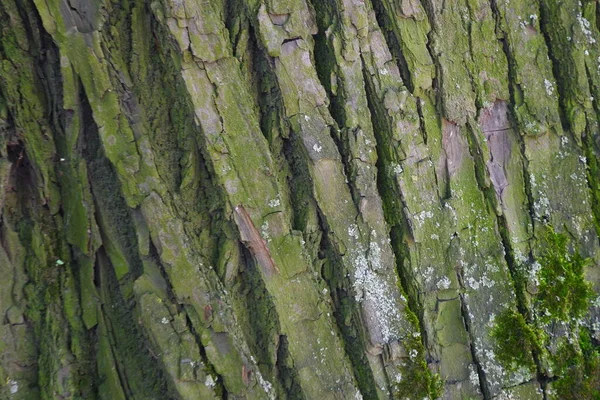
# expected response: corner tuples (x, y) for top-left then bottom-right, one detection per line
(536, 227), (593, 323)
(490, 309), (541, 373)
(491, 226), (597, 396)
(393, 308), (443, 400)
(583, 132), (600, 239)
(551, 329), (600, 400)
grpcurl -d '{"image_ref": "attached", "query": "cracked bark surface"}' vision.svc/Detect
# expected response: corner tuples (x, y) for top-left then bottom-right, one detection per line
(0, 0), (599, 399)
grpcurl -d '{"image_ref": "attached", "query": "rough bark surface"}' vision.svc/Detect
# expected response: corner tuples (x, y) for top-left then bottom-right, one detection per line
(0, 0), (599, 399)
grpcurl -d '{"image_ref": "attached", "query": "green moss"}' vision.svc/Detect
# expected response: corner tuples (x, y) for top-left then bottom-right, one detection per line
(551, 329), (600, 399)
(490, 309), (540, 373)
(491, 226), (596, 394)
(536, 227), (593, 323)
(393, 306), (443, 400)
(583, 131), (600, 239)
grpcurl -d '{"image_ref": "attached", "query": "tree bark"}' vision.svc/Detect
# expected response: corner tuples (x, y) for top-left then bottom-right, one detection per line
(0, 0), (599, 399)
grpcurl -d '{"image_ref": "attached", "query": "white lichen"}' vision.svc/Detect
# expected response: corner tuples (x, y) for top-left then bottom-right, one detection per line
(395, 373), (402, 383)
(467, 276), (480, 290)
(437, 276), (451, 290)
(9, 379), (18, 394)
(205, 375), (216, 388)
(351, 238), (402, 342)
(391, 163), (403, 175)
(261, 221), (271, 242)
(409, 349), (418, 360)
(348, 224), (359, 240)
(414, 210), (433, 227)
(577, 14), (596, 44)
(544, 79), (554, 96)
(469, 366), (480, 390)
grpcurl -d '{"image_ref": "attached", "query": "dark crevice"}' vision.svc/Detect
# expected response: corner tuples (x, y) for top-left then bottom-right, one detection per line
(246, 21), (289, 145)
(360, 60), (421, 331)
(126, 10), (188, 193)
(454, 266), (491, 400)
(317, 210), (381, 398)
(237, 10), (304, 245)
(185, 310), (228, 400)
(369, 0), (415, 93)
(281, 126), (380, 396)
(582, 64), (600, 241)
(420, 1), (445, 116)
(361, 56), (439, 398)
(275, 335), (304, 399)
(488, 0), (538, 230)
(281, 37), (301, 45)
(537, 2), (575, 136)
(104, 0), (132, 67)
(240, 11), (316, 239)
(96, 247), (173, 399)
(282, 133), (320, 234)
(79, 82), (143, 281)
(301, 8), (399, 391)
(488, 1), (551, 397)
(416, 98), (429, 145)
(224, 0), (245, 55)
(310, 1), (366, 212)
(236, 245), (299, 399)
(148, 239), (179, 307)
(464, 119), (549, 393)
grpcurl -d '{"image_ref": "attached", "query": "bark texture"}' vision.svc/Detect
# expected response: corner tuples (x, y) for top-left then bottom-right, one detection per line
(0, 0), (599, 399)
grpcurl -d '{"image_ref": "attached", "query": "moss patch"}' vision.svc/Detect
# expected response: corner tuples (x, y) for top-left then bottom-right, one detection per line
(536, 227), (593, 323)
(551, 329), (600, 399)
(491, 226), (597, 397)
(490, 309), (540, 373)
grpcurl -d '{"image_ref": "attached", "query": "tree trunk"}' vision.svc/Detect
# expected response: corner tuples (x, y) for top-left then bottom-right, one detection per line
(1, 0), (599, 398)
